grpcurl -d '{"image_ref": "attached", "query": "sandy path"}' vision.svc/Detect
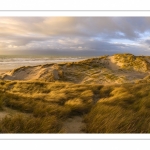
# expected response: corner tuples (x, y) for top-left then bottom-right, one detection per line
(0, 111), (9, 120)
(62, 116), (85, 133)
(108, 56), (120, 71)
(0, 107), (16, 120)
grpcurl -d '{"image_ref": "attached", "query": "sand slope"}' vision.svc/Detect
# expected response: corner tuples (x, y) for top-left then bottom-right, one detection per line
(1, 53), (150, 84)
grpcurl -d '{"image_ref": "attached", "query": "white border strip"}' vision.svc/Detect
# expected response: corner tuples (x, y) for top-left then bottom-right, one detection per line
(0, 10), (150, 16)
(0, 0), (150, 10)
(0, 134), (150, 140)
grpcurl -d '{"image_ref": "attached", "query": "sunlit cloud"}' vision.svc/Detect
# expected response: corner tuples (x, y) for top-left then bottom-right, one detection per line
(1, 17), (150, 55)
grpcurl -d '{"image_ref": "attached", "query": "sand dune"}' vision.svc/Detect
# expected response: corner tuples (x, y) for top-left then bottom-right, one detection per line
(1, 53), (150, 84)
(1, 53), (150, 133)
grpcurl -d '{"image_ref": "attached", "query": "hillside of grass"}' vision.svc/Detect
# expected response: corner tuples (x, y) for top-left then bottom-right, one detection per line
(1, 53), (150, 84)
(0, 53), (150, 133)
(0, 80), (150, 133)
(113, 53), (150, 72)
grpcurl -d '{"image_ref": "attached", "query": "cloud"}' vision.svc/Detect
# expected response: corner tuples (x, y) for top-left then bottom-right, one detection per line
(1, 17), (150, 55)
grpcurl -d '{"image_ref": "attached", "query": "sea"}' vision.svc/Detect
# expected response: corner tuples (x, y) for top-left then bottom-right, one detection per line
(0, 55), (88, 73)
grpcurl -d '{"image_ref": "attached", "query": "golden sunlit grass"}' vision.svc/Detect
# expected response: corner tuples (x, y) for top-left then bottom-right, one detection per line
(0, 114), (62, 133)
(114, 53), (150, 72)
(0, 80), (150, 133)
(0, 93), (4, 111)
(0, 80), (100, 133)
(84, 83), (150, 133)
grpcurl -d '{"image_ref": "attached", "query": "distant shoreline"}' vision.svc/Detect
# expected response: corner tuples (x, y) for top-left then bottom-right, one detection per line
(0, 56), (86, 74)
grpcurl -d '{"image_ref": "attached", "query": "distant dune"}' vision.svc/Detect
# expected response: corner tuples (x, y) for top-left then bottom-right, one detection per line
(1, 53), (150, 84)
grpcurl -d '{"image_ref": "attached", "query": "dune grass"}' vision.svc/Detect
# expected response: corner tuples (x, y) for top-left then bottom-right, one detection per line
(0, 114), (62, 133)
(0, 92), (4, 110)
(114, 53), (150, 72)
(84, 83), (150, 133)
(0, 80), (150, 133)
(0, 81), (98, 133)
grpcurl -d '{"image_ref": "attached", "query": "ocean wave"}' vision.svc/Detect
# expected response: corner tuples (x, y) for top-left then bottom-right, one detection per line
(0, 56), (86, 71)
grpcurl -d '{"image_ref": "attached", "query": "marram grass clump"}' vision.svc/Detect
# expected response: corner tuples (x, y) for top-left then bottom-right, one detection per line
(0, 114), (62, 133)
(0, 80), (150, 133)
(84, 83), (150, 133)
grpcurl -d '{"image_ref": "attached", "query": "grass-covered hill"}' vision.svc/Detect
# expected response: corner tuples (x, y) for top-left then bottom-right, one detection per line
(1, 53), (150, 84)
(0, 53), (150, 133)
(0, 81), (150, 133)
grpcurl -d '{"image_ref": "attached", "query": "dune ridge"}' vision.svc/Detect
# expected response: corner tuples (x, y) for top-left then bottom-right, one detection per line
(1, 53), (150, 84)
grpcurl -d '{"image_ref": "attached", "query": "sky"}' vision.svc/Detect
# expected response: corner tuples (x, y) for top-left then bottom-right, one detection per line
(1, 17), (150, 56)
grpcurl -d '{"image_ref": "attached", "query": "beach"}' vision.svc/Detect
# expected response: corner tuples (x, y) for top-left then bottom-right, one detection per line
(0, 55), (86, 74)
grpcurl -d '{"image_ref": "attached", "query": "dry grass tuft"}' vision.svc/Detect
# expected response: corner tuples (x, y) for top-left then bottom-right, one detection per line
(1, 80), (150, 133)
(0, 114), (62, 133)
(84, 83), (150, 133)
